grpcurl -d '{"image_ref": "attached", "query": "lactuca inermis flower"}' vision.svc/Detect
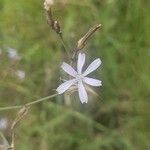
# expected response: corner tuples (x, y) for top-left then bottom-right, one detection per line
(56, 53), (102, 103)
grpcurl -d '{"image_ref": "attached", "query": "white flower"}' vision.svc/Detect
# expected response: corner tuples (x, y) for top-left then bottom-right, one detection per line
(15, 70), (26, 80)
(56, 53), (102, 104)
(0, 118), (8, 130)
(7, 47), (20, 60)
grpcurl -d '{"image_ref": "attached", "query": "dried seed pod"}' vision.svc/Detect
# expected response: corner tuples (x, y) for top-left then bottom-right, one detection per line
(77, 24), (102, 50)
(45, 8), (62, 35)
(66, 85), (98, 97)
(11, 106), (28, 130)
(54, 21), (62, 34)
(46, 8), (54, 28)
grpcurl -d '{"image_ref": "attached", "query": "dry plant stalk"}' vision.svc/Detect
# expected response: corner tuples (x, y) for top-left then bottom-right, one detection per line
(45, 7), (70, 57)
(9, 106), (28, 149)
(9, 133), (15, 150)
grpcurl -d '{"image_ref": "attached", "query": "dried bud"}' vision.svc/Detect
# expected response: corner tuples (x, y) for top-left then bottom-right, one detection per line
(77, 24), (102, 50)
(54, 21), (62, 34)
(77, 37), (85, 50)
(44, 0), (54, 11)
(46, 8), (54, 27)
(11, 106), (28, 130)
(66, 85), (98, 97)
(45, 7), (62, 35)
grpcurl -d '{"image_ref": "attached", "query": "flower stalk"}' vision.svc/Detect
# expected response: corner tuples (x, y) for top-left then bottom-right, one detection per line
(0, 93), (58, 111)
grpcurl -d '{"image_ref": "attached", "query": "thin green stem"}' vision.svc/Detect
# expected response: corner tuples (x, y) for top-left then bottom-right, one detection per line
(0, 105), (22, 111)
(26, 93), (58, 106)
(0, 93), (58, 111)
(58, 34), (70, 58)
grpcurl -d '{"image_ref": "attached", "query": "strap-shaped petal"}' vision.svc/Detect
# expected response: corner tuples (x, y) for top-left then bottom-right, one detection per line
(61, 62), (77, 77)
(83, 58), (101, 76)
(78, 81), (88, 103)
(77, 53), (85, 74)
(56, 79), (76, 94)
(83, 77), (102, 86)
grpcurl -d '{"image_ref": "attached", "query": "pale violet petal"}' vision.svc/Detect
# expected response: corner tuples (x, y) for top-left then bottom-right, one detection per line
(56, 79), (76, 94)
(77, 53), (85, 74)
(83, 58), (101, 76)
(78, 81), (88, 103)
(83, 77), (102, 86)
(61, 62), (77, 77)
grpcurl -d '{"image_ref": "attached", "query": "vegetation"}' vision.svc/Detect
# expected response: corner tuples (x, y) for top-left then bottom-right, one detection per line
(0, 0), (149, 149)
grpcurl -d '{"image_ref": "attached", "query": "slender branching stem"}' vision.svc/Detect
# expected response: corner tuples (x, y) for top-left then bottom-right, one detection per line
(58, 34), (70, 58)
(26, 93), (58, 106)
(0, 105), (22, 111)
(0, 93), (58, 111)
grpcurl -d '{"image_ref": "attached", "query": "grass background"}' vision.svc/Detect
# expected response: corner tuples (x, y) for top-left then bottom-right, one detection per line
(0, 0), (149, 149)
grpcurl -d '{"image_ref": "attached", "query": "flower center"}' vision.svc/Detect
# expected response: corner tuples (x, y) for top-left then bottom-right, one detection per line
(75, 74), (84, 82)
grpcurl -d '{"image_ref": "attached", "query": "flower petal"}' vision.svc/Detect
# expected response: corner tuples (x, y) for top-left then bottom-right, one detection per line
(61, 62), (77, 77)
(78, 81), (88, 103)
(83, 58), (101, 76)
(77, 53), (85, 74)
(83, 77), (102, 86)
(56, 79), (76, 94)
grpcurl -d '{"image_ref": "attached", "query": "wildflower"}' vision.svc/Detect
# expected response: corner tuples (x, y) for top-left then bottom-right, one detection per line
(56, 53), (102, 103)
(0, 118), (8, 130)
(15, 70), (26, 80)
(7, 47), (20, 60)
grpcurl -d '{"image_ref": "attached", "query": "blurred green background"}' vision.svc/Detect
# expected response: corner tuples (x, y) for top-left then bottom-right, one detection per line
(0, 0), (149, 149)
